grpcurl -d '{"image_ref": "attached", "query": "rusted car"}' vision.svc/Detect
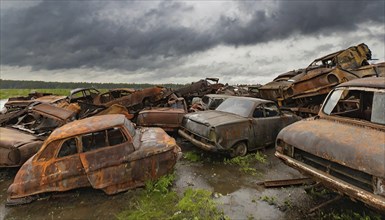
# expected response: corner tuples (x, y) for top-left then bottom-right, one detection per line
(137, 97), (187, 132)
(179, 97), (300, 157)
(7, 114), (181, 205)
(93, 87), (172, 110)
(174, 78), (224, 104)
(4, 93), (67, 113)
(189, 94), (233, 112)
(275, 77), (385, 211)
(68, 88), (100, 104)
(0, 103), (77, 167)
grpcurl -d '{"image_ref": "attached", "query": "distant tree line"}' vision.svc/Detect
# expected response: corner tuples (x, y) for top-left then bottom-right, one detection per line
(0, 79), (185, 90)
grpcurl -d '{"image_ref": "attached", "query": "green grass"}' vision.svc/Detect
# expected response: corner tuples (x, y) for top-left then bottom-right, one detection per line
(0, 88), (110, 99)
(0, 89), (71, 99)
(117, 173), (227, 220)
(183, 151), (202, 162)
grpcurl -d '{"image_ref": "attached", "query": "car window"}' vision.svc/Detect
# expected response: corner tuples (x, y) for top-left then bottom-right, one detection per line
(124, 120), (136, 137)
(100, 93), (111, 103)
(58, 138), (78, 158)
(82, 127), (128, 152)
(253, 105), (264, 118)
(38, 140), (61, 161)
(371, 92), (385, 125)
(264, 103), (280, 117)
(323, 89), (344, 114)
(323, 89), (384, 124)
(209, 99), (225, 110)
(216, 98), (255, 117)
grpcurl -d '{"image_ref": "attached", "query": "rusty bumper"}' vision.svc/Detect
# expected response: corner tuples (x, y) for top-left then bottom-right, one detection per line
(275, 151), (385, 212)
(178, 129), (217, 152)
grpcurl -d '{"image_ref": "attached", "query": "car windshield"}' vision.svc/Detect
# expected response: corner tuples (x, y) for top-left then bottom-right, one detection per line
(322, 88), (385, 125)
(216, 98), (254, 117)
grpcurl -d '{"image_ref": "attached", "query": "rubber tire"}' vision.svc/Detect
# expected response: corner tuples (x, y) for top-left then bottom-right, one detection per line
(231, 142), (248, 157)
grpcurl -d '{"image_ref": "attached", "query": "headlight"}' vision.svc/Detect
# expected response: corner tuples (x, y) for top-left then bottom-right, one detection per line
(374, 177), (385, 197)
(276, 139), (293, 157)
(209, 128), (216, 142)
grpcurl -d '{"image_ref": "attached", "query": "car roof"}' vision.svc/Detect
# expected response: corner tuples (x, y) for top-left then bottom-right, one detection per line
(224, 96), (274, 104)
(337, 77), (385, 89)
(47, 114), (127, 141)
(204, 94), (234, 98)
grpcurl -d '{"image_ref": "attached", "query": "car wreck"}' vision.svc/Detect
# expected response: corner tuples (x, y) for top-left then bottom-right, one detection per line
(174, 78), (224, 105)
(189, 94), (233, 112)
(93, 87), (172, 110)
(258, 43), (385, 117)
(179, 97), (300, 157)
(136, 97), (187, 132)
(7, 114), (181, 205)
(0, 103), (77, 167)
(275, 77), (385, 211)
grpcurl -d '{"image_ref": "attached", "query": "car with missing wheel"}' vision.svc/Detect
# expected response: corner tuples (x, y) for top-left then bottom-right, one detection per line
(275, 77), (385, 212)
(7, 114), (181, 205)
(178, 96), (300, 157)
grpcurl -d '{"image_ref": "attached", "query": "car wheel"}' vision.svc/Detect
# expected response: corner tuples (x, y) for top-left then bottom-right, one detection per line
(231, 142), (248, 157)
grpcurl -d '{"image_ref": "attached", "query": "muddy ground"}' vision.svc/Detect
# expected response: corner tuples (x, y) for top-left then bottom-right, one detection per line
(0, 138), (383, 220)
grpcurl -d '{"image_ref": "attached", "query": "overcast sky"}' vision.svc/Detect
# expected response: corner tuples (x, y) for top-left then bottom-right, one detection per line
(1, 0), (384, 85)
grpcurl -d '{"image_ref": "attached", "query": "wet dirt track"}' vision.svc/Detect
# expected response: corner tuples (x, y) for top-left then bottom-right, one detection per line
(0, 139), (382, 220)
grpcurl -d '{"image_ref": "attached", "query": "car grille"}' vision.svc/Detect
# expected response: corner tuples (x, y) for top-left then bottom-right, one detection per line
(181, 127), (215, 146)
(293, 148), (373, 192)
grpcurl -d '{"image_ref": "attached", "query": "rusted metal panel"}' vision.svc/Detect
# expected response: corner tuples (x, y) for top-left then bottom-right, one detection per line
(31, 103), (76, 122)
(7, 114), (181, 205)
(277, 118), (385, 177)
(0, 127), (43, 167)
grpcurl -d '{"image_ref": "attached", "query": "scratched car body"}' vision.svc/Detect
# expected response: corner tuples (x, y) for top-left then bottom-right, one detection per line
(275, 77), (385, 211)
(7, 114), (181, 205)
(179, 97), (300, 157)
(0, 103), (77, 167)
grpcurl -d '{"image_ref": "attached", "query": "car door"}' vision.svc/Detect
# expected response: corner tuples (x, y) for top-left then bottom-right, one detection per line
(251, 103), (282, 149)
(42, 137), (90, 190)
(78, 126), (135, 194)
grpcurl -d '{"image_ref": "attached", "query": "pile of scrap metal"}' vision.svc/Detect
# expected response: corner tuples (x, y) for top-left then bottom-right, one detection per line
(258, 43), (385, 117)
(174, 78), (224, 105)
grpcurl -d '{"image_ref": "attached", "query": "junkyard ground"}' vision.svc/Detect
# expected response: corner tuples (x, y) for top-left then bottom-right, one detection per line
(0, 138), (383, 220)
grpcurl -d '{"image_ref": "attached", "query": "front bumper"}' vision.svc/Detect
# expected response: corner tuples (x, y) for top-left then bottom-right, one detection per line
(178, 129), (218, 152)
(275, 151), (385, 212)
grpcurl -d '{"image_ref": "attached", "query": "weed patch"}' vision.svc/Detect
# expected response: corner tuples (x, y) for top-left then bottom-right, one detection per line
(224, 152), (267, 175)
(259, 195), (277, 206)
(183, 151), (202, 162)
(117, 174), (227, 220)
(320, 209), (382, 220)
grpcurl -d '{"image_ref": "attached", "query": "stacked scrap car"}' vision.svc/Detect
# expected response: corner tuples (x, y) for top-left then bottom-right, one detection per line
(275, 77), (385, 211)
(7, 114), (181, 205)
(258, 43), (385, 117)
(179, 96), (300, 157)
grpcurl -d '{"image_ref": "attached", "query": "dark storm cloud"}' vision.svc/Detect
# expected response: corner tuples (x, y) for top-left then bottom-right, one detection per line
(1, 0), (384, 71)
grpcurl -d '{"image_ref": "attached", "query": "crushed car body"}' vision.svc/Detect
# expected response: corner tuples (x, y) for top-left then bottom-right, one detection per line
(174, 78), (224, 104)
(7, 114), (181, 205)
(189, 94), (233, 112)
(275, 77), (385, 211)
(0, 103), (77, 167)
(137, 97), (187, 132)
(179, 96), (300, 157)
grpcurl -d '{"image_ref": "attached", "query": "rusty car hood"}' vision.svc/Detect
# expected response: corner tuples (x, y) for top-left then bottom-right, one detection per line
(184, 110), (248, 127)
(0, 127), (42, 149)
(277, 117), (385, 177)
